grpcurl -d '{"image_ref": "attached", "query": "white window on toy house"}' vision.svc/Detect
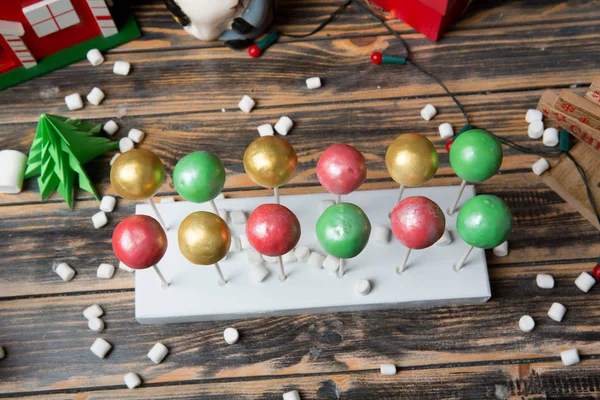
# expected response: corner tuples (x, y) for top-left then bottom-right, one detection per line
(23, 0), (81, 38)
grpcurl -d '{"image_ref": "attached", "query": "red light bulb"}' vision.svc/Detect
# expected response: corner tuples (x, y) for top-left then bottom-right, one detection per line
(445, 139), (454, 153)
(248, 45), (262, 58)
(592, 264), (600, 280)
(371, 51), (383, 65)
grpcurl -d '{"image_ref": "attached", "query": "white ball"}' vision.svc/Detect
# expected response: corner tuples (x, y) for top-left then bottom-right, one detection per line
(224, 327), (239, 345)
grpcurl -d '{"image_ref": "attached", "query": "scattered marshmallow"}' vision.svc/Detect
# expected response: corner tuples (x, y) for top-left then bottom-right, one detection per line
(306, 77), (322, 90)
(109, 153), (121, 166)
(536, 274), (554, 289)
(83, 304), (104, 320)
(528, 120), (544, 139)
(525, 109), (543, 123)
(250, 262), (270, 283)
(380, 364), (397, 375)
(295, 246), (310, 263)
(103, 120), (119, 136)
(548, 302), (566, 322)
(230, 210), (247, 225)
(90, 338), (112, 359)
(519, 315), (535, 332)
(493, 241), (509, 257)
(224, 327), (239, 345)
(560, 348), (580, 367)
(238, 95), (256, 113)
(543, 127), (559, 147)
(321, 200), (335, 212)
(575, 272), (596, 293)
(435, 229), (452, 246)
(532, 158), (550, 176)
(323, 255), (340, 272)
(263, 255), (279, 264)
(119, 137), (135, 153)
(147, 343), (169, 364)
(55, 262), (76, 282)
(219, 209), (229, 221)
(124, 372), (141, 389)
(161, 196), (176, 203)
(100, 196), (116, 212)
(308, 252), (325, 269)
(438, 123), (454, 139)
(355, 278), (371, 295)
(113, 61), (131, 76)
(65, 93), (83, 111)
(86, 87), (105, 106)
(282, 250), (297, 264)
(97, 263), (115, 279)
(92, 211), (108, 229)
(0, 150), (27, 194)
(128, 129), (145, 144)
(275, 116), (294, 136)
(283, 390), (301, 400)
(0, 346), (4, 360)
(240, 234), (252, 250)
(420, 104), (437, 121)
(373, 226), (391, 244)
(257, 124), (274, 137)
(119, 261), (135, 273)
(88, 317), (105, 332)
(229, 237), (241, 253)
(86, 49), (104, 66)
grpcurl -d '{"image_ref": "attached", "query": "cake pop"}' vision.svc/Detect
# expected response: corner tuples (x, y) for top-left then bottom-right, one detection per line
(317, 144), (367, 203)
(390, 196), (446, 274)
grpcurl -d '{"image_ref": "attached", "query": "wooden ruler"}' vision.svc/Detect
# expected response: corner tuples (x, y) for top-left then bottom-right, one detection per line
(585, 75), (600, 106)
(556, 89), (600, 131)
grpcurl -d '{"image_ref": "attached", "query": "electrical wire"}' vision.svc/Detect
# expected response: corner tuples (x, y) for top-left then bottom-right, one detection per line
(280, 1), (352, 39)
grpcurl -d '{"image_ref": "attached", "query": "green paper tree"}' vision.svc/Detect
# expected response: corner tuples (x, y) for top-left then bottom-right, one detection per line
(25, 114), (119, 208)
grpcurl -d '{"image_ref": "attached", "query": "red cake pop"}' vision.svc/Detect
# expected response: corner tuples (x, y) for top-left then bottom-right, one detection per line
(316, 144), (367, 203)
(246, 204), (301, 281)
(112, 215), (170, 287)
(390, 196), (446, 274)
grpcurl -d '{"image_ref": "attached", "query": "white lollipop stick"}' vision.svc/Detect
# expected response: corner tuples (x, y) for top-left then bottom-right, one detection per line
(396, 248), (412, 275)
(152, 265), (170, 288)
(396, 184), (405, 204)
(209, 199), (219, 215)
(338, 258), (345, 278)
(146, 199), (168, 230)
(337, 194), (342, 204)
(454, 245), (474, 271)
(447, 180), (467, 215)
(214, 262), (227, 286)
(278, 256), (287, 282)
(274, 187), (280, 204)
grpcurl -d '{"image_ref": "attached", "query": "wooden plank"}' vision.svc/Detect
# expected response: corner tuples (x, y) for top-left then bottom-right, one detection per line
(584, 75), (600, 106)
(556, 89), (600, 131)
(3, 19), (600, 125)
(1, 284), (599, 394)
(10, 361), (600, 399)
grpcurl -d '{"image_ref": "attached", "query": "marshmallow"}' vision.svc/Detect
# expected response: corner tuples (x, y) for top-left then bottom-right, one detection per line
(97, 263), (115, 279)
(147, 343), (169, 364)
(420, 104), (437, 121)
(240, 234), (252, 250)
(295, 246), (310, 263)
(306, 77), (322, 90)
(161, 196), (176, 203)
(321, 200), (335, 212)
(282, 250), (297, 264)
(0, 150), (27, 194)
(525, 109), (543, 123)
(0, 346), (4, 360)
(109, 153), (120, 166)
(119, 137), (135, 153)
(247, 250), (263, 265)
(355, 278), (371, 295)
(308, 252), (325, 269)
(113, 61), (131, 76)
(519, 315), (535, 332)
(86, 49), (104, 66)
(275, 116), (294, 136)
(229, 237), (241, 253)
(439, 123), (454, 139)
(323, 255), (340, 272)
(55, 262), (76, 282)
(257, 124), (274, 137)
(548, 302), (566, 322)
(90, 338), (112, 359)
(536, 274), (554, 289)
(92, 211), (108, 229)
(560, 348), (580, 366)
(380, 364), (397, 375)
(65, 93), (83, 111)
(103, 120), (119, 136)
(119, 261), (135, 273)
(128, 129), (145, 144)
(88, 317), (105, 332)
(435, 229), (452, 246)
(86, 87), (105, 106)
(493, 241), (508, 257)
(100, 196), (116, 212)
(532, 158), (549, 176)
(528, 120), (544, 139)
(250, 262), (270, 283)
(124, 372), (141, 389)
(574, 272), (596, 293)
(543, 127), (559, 147)
(83, 304), (104, 320)
(373, 225), (391, 244)
(224, 327), (239, 344)
(283, 390), (301, 400)
(263, 255), (279, 264)
(238, 95), (256, 113)
(230, 210), (247, 224)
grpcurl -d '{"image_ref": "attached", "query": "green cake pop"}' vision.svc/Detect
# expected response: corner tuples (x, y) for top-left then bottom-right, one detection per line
(174, 152), (226, 214)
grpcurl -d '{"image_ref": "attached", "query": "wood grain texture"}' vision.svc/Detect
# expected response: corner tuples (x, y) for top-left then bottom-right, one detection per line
(8, 361), (600, 399)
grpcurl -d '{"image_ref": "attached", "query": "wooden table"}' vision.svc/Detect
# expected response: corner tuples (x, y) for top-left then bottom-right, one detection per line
(1, 0), (600, 398)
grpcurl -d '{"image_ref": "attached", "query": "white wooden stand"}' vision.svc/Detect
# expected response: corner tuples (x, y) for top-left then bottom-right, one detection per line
(135, 185), (490, 324)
